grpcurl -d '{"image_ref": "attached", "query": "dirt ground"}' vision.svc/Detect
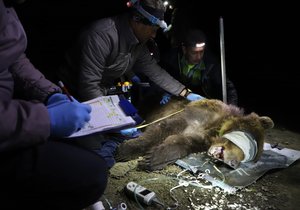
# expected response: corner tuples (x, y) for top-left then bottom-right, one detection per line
(95, 125), (300, 210)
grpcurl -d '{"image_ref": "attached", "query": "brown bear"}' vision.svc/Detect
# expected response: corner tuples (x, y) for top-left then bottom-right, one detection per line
(115, 99), (274, 171)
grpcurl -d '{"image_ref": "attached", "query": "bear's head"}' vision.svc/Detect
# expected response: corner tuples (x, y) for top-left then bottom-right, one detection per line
(208, 113), (274, 168)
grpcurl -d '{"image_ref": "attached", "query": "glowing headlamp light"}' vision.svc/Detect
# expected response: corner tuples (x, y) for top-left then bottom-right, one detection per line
(195, 43), (206, 48)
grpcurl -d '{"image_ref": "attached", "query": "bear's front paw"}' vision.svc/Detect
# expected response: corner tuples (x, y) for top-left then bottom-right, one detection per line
(115, 143), (140, 162)
(114, 147), (130, 162)
(137, 144), (185, 171)
(138, 151), (170, 171)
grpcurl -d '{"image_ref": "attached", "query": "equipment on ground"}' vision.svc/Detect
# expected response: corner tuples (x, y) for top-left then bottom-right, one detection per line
(124, 181), (164, 207)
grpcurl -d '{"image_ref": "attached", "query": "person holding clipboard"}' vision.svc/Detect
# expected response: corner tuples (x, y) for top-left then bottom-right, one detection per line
(0, 0), (108, 209)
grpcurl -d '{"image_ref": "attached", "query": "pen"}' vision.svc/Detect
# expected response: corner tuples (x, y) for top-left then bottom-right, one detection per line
(58, 81), (73, 102)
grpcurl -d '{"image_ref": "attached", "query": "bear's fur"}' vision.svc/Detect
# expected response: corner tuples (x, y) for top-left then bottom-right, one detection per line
(115, 99), (274, 171)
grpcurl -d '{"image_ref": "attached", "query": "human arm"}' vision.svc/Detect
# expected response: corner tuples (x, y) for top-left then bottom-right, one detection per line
(135, 47), (205, 102)
(47, 99), (92, 137)
(159, 90), (205, 105)
(0, 92), (92, 152)
(0, 3), (63, 151)
(133, 46), (186, 96)
(0, 59), (57, 152)
(0, 2), (92, 152)
(0, 4), (61, 101)
(1, 53), (91, 151)
(0, 95), (52, 153)
(75, 19), (123, 101)
(11, 53), (61, 102)
(178, 88), (205, 101)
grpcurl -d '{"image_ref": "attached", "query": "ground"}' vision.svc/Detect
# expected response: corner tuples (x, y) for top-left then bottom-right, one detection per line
(93, 125), (300, 210)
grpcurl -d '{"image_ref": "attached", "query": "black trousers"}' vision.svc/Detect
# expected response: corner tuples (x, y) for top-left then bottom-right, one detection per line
(0, 141), (108, 210)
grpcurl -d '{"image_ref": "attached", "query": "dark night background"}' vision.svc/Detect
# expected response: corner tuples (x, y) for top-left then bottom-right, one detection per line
(13, 0), (299, 131)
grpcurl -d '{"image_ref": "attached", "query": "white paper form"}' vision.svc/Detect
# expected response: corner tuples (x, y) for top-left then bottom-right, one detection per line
(68, 95), (135, 138)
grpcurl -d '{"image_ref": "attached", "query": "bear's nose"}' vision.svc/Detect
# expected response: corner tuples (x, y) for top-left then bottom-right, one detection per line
(208, 146), (224, 160)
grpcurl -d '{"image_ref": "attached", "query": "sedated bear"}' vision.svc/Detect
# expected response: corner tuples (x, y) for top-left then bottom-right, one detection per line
(115, 99), (274, 171)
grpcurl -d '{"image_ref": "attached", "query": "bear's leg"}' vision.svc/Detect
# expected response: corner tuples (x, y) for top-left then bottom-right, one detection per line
(115, 117), (187, 162)
(137, 134), (197, 171)
(115, 135), (153, 162)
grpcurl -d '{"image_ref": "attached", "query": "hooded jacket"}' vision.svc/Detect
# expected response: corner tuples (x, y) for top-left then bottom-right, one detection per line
(0, 0), (60, 153)
(58, 13), (185, 101)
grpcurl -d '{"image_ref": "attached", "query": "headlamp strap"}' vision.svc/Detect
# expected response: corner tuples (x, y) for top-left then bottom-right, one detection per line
(127, 0), (169, 31)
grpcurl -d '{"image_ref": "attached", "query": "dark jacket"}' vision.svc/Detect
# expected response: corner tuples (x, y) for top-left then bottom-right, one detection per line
(160, 47), (238, 105)
(58, 13), (185, 101)
(0, 0), (61, 153)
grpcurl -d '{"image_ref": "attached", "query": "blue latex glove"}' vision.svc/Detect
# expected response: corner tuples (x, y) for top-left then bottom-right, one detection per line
(47, 100), (92, 137)
(131, 75), (141, 84)
(160, 93), (171, 105)
(119, 127), (142, 138)
(186, 93), (205, 101)
(47, 93), (70, 105)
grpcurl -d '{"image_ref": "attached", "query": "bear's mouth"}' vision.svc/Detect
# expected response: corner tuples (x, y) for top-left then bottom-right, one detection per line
(208, 146), (224, 161)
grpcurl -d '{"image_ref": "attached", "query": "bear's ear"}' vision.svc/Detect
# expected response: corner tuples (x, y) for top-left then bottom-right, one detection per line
(259, 116), (274, 129)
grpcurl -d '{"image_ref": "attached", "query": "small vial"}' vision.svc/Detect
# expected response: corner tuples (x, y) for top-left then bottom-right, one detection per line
(117, 202), (127, 210)
(90, 201), (105, 210)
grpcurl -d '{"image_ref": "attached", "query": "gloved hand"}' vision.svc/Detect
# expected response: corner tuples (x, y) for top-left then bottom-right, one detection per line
(47, 93), (70, 105)
(186, 93), (205, 101)
(160, 93), (171, 105)
(47, 100), (92, 137)
(119, 127), (142, 138)
(131, 75), (141, 84)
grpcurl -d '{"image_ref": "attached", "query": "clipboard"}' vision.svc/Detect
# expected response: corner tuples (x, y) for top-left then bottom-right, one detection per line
(68, 95), (140, 138)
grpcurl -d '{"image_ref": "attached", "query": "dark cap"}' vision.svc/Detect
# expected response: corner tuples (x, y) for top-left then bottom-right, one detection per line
(129, 0), (168, 29)
(141, 4), (164, 20)
(183, 29), (206, 47)
(140, 0), (166, 20)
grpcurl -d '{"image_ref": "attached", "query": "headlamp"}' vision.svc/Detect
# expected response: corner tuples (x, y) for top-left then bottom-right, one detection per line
(183, 42), (206, 48)
(127, 0), (170, 32)
(195, 43), (206, 48)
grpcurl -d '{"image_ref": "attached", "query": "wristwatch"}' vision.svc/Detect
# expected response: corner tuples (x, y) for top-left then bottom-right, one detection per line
(180, 88), (192, 98)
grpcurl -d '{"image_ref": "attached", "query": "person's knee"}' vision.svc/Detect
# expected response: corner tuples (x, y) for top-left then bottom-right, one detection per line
(81, 158), (108, 207)
(94, 165), (108, 196)
(93, 157), (109, 194)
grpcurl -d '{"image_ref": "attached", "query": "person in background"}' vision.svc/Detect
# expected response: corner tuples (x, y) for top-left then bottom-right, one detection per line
(57, 0), (205, 164)
(57, 0), (203, 103)
(0, 0), (108, 209)
(159, 28), (238, 105)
